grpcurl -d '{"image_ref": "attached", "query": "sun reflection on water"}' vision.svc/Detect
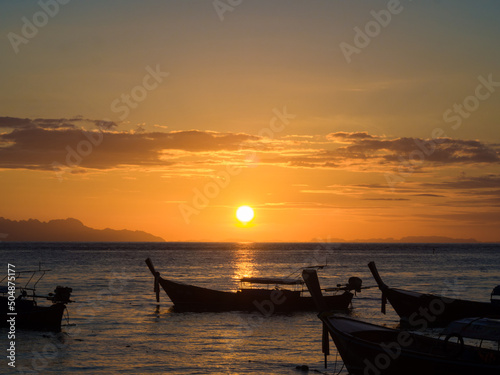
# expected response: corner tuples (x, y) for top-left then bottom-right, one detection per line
(232, 242), (257, 281)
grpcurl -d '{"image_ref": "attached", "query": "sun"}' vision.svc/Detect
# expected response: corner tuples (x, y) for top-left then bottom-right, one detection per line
(236, 206), (254, 223)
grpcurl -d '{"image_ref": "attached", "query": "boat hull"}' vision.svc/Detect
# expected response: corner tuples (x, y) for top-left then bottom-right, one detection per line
(385, 287), (500, 327)
(322, 314), (500, 375)
(368, 261), (500, 326)
(158, 278), (353, 312)
(0, 297), (66, 332)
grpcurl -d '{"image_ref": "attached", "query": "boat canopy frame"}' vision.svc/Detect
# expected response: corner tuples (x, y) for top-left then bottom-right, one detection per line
(442, 317), (500, 344)
(239, 277), (304, 285)
(0, 267), (52, 299)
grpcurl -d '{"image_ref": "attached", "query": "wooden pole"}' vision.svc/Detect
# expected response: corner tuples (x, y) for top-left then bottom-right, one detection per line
(302, 269), (330, 368)
(154, 272), (160, 303)
(145, 258), (161, 303)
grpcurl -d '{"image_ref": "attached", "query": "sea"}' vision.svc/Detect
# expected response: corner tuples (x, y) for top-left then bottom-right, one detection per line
(0, 242), (499, 374)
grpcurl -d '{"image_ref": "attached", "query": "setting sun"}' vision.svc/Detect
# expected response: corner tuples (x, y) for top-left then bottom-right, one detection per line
(236, 206), (254, 224)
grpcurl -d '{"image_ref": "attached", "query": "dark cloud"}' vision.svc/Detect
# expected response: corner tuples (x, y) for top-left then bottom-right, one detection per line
(0, 116), (118, 131)
(1, 119), (498, 173)
(342, 137), (499, 164)
(416, 211), (500, 225)
(413, 193), (446, 197)
(419, 176), (500, 206)
(94, 120), (118, 131)
(0, 117), (259, 170)
(362, 198), (410, 201)
(422, 174), (500, 190)
(0, 117), (35, 129)
(326, 131), (375, 141)
(282, 136), (499, 169)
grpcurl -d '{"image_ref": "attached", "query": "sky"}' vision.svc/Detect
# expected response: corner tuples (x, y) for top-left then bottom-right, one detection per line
(1, 0), (500, 242)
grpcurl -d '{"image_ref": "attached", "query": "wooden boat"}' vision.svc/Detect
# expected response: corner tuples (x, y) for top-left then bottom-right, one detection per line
(302, 268), (500, 375)
(145, 258), (361, 312)
(0, 267), (73, 332)
(318, 314), (500, 375)
(368, 261), (500, 326)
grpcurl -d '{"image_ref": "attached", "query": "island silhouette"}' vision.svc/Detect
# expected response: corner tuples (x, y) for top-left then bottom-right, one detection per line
(0, 217), (164, 242)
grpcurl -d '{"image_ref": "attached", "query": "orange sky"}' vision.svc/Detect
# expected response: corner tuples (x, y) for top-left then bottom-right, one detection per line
(1, 1), (500, 242)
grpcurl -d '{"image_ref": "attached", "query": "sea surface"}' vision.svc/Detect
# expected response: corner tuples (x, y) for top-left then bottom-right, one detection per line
(0, 242), (499, 374)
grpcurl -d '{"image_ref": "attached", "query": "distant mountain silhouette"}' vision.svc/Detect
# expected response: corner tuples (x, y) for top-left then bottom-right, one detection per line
(312, 236), (479, 243)
(0, 217), (165, 242)
(396, 236), (478, 243)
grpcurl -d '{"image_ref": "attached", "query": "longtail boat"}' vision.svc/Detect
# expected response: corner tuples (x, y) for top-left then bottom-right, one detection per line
(317, 314), (500, 375)
(0, 267), (73, 332)
(302, 268), (500, 375)
(368, 261), (500, 326)
(145, 258), (361, 312)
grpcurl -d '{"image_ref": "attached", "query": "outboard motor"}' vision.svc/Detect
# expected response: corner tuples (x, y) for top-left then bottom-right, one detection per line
(491, 285), (500, 306)
(48, 286), (73, 304)
(346, 277), (363, 293)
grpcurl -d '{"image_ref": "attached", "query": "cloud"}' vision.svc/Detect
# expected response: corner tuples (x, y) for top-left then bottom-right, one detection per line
(416, 211), (500, 225)
(0, 118), (498, 175)
(342, 137), (499, 164)
(422, 174), (500, 190)
(0, 117), (260, 171)
(276, 135), (500, 170)
(0, 116), (118, 131)
(412, 193), (445, 197)
(326, 131), (376, 141)
(416, 175), (500, 206)
(362, 198), (410, 201)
